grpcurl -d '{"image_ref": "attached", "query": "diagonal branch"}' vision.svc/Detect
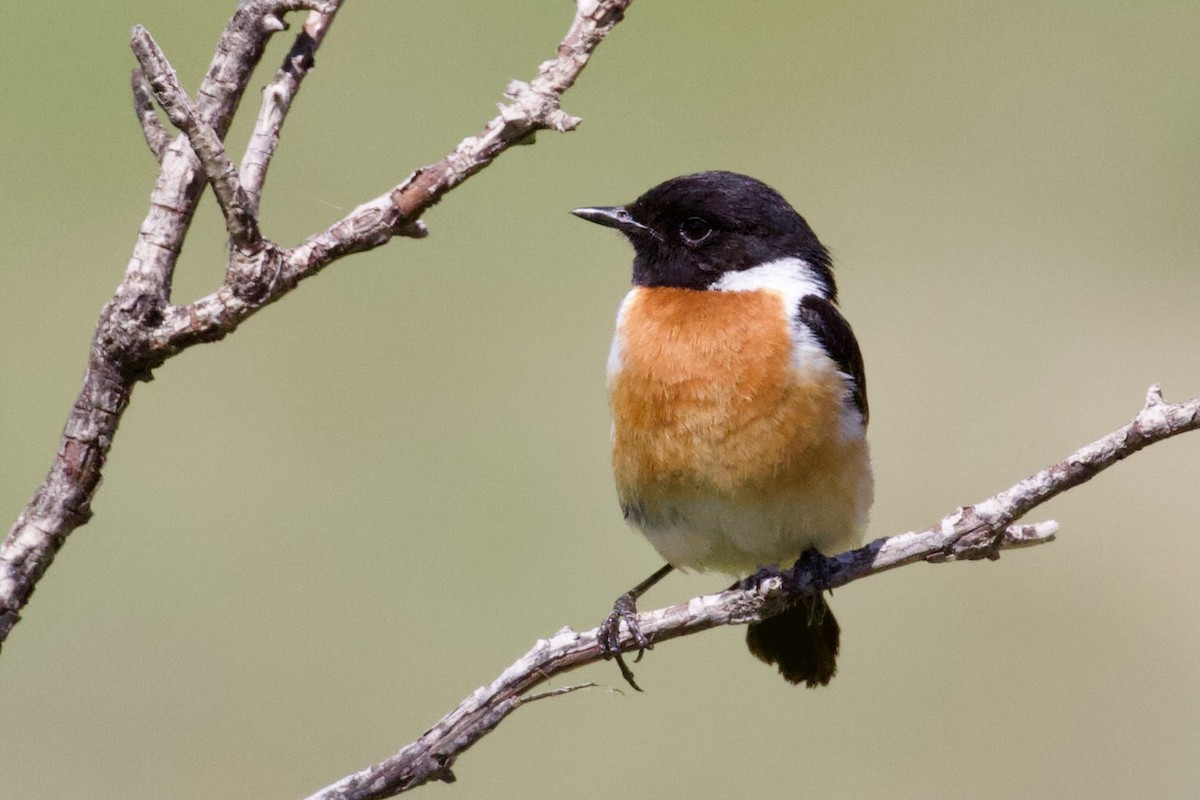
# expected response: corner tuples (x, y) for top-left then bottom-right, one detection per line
(131, 25), (263, 249)
(284, 0), (630, 272)
(147, 0), (633, 360)
(300, 386), (1199, 800)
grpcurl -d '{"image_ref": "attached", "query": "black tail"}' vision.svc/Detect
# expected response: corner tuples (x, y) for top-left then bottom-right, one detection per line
(745, 594), (840, 687)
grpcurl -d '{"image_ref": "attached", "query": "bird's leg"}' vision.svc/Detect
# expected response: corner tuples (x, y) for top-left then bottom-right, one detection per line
(599, 563), (674, 691)
(789, 547), (835, 624)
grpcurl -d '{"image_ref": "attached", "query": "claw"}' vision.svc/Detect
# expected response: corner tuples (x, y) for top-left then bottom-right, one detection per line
(597, 563), (674, 692)
(599, 591), (650, 691)
(613, 652), (643, 692)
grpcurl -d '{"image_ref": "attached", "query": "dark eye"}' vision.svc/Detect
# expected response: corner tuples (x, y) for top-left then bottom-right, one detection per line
(678, 216), (714, 244)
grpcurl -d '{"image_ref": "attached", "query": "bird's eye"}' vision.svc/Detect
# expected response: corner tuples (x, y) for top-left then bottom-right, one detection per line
(678, 216), (714, 245)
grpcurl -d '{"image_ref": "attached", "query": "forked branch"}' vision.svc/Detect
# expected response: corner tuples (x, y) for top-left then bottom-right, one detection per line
(132, 25), (263, 248)
(0, 0), (633, 649)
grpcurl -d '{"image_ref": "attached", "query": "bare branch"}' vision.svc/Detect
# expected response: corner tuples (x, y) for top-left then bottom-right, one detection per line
(130, 68), (170, 162)
(285, 0), (631, 270)
(131, 25), (262, 249)
(0, 0), (632, 650)
(0, 2), (344, 648)
(241, 7), (341, 214)
(300, 387), (1198, 799)
(193, 0), (336, 127)
(117, 2), (314, 312)
(149, 0), (632, 361)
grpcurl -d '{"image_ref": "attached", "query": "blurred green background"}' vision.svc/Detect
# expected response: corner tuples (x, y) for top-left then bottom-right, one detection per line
(1, 2), (1197, 798)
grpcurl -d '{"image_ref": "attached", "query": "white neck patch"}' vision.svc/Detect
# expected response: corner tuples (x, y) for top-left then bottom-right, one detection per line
(710, 257), (828, 309)
(712, 258), (855, 428)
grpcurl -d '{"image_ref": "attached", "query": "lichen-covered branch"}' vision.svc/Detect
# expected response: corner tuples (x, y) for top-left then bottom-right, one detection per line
(300, 386), (1198, 800)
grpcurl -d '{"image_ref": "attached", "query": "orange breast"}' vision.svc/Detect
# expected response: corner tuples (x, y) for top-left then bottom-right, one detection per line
(608, 287), (868, 571)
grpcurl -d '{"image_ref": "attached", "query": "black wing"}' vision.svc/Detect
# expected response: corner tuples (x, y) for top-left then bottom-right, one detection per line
(797, 295), (868, 427)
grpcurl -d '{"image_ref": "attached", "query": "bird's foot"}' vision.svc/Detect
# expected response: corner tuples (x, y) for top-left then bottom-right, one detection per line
(599, 591), (652, 692)
(597, 563), (674, 691)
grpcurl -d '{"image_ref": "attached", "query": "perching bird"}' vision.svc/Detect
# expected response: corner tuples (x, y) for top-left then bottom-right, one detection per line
(573, 171), (873, 688)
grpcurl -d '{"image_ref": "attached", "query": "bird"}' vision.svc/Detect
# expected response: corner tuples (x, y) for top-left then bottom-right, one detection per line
(571, 171), (873, 689)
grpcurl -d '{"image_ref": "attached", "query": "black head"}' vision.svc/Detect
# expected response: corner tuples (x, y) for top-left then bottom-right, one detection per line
(572, 171), (835, 299)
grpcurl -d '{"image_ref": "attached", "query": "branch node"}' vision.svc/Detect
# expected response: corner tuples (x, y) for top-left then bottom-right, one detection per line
(226, 244), (285, 303)
(1004, 520), (1059, 547)
(1145, 383), (1165, 409)
(502, 79), (583, 134)
(398, 220), (429, 239)
(262, 13), (288, 33)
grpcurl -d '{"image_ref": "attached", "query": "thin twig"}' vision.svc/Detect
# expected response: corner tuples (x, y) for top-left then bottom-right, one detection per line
(300, 386), (1198, 799)
(192, 0), (336, 125)
(520, 682), (599, 704)
(130, 68), (171, 162)
(241, 6), (341, 214)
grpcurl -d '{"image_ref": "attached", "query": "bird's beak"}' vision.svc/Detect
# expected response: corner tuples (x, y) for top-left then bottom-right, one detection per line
(571, 205), (652, 237)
